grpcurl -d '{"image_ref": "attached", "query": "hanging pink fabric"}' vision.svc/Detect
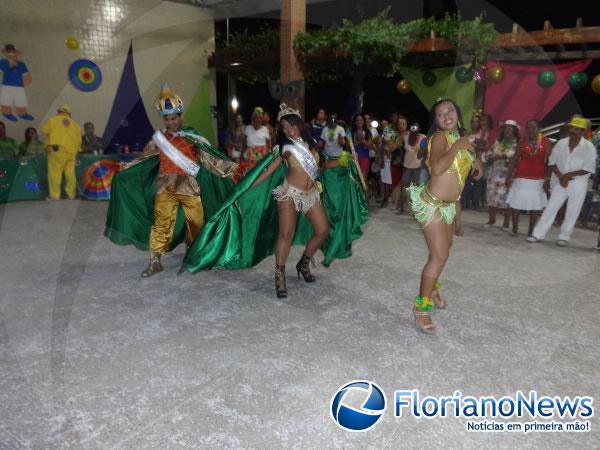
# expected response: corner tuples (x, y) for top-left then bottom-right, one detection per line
(484, 60), (591, 142)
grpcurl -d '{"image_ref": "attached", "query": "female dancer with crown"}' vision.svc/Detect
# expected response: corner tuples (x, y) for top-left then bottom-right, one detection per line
(251, 104), (330, 298)
(407, 99), (483, 334)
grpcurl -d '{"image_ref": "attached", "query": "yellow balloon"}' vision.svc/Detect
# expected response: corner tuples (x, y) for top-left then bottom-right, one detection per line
(488, 66), (505, 83)
(396, 79), (411, 94)
(592, 74), (600, 95)
(65, 37), (79, 50)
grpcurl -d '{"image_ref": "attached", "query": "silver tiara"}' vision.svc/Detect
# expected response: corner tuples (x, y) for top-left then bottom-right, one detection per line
(277, 103), (301, 121)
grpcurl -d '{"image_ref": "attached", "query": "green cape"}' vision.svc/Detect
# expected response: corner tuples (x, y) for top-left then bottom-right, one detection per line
(105, 139), (368, 271)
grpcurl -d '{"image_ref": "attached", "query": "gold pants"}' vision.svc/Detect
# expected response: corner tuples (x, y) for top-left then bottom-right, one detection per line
(149, 191), (205, 255)
(47, 151), (77, 199)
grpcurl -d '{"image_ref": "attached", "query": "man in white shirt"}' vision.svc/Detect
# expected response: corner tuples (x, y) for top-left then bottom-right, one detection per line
(528, 117), (597, 246)
(320, 114), (346, 159)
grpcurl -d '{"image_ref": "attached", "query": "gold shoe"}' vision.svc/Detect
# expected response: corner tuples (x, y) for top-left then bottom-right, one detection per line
(141, 253), (163, 277)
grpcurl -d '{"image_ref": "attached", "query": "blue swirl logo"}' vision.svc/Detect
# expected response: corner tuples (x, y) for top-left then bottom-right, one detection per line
(331, 381), (386, 431)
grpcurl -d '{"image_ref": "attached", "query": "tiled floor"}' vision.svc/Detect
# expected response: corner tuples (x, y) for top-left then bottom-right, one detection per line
(1, 200), (598, 448)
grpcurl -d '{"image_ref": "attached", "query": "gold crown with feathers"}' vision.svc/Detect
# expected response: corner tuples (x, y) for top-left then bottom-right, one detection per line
(154, 83), (184, 116)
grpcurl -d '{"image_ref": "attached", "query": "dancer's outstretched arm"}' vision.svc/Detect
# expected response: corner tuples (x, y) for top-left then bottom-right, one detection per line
(252, 156), (283, 188)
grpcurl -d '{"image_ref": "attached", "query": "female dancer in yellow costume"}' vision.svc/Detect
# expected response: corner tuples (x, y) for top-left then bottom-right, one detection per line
(407, 99), (483, 334)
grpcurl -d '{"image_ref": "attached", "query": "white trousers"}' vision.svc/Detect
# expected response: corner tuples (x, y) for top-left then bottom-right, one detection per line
(532, 182), (587, 241)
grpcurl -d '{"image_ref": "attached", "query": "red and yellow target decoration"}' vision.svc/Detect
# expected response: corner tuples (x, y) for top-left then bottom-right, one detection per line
(68, 59), (103, 92)
(80, 159), (121, 199)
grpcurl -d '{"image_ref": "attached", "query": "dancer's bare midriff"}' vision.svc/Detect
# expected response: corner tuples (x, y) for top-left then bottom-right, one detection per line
(427, 171), (461, 203)
(285, 155), (317, 191)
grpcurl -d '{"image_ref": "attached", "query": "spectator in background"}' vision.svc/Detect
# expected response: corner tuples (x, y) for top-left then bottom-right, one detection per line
(0, 120), (18, 159)
(41, 104), (82, 200)
(462, 114), (482, 210)
(320, 113), (346, 163)
(243, 110), (271, 167)
(81, 122), (104, 154)
(364, 113), (379, 140)
(262, 111), (276, 145)
(483, 119), (519, 230)
(592, 126), (600, 191)
(19, 127), (45, 157)
(379, 114), (404, 208)
(226, 113), (245, 162)
(473, 113), (494, 210)
(390, 115), (407, 211)
(528, 117), (597, 246)
(397, 121), (425, 215)
(350, 113), (373, 186)
(310, 108), (327, 142)
(506, 119), (550, 237)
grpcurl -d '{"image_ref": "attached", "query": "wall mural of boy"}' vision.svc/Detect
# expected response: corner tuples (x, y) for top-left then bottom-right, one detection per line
(0, 43), (34, 122)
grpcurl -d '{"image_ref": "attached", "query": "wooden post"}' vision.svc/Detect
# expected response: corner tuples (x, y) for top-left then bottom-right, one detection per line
(280, 0), (306, 117)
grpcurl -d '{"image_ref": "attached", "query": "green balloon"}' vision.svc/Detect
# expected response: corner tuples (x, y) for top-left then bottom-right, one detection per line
(538, 70), (556, 88)
(455, 67), (473, 83)
(568, 71), (588, 90)
(422, 71), (437, 86)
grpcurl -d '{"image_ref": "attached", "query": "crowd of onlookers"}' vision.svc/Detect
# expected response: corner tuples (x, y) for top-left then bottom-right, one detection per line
(0, 118), (104, 160)
(219, 107), (600, 250)
(2, 102), (599, 249)
(0, 104), (108, 200)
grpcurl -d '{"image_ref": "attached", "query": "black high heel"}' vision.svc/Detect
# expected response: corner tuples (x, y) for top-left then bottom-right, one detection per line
(275, 264), (287, 298)
(296, 252), (316, 282)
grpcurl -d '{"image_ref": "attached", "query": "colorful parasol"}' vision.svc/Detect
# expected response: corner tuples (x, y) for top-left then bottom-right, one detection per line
(80, 159), (121, 200)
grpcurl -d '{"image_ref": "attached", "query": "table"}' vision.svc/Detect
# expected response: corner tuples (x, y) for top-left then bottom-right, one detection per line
(0, 153), (142, 203)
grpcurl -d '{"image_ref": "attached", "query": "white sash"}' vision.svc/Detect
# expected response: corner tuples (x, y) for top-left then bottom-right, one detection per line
(282, 140), (319, 181)
(152, 130), (200, 177)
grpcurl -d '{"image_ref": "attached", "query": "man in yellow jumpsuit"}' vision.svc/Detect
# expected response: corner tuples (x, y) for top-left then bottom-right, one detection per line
(41, 104), (82, 200)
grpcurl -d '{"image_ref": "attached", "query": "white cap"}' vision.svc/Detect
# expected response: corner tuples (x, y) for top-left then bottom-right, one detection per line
(502, 119), (519, 129)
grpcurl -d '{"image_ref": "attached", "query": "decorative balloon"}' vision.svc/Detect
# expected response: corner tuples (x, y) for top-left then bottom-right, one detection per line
(590, 74), (600, 95)
(487, 66), (505, 83)
(538, 70), (556, 88)
(396, 79), (411, 94)
(455, 67), (473, 83)
(422, 71), (437, 86)
(65, 36), (80, 50)
(568, 72), (588, 90)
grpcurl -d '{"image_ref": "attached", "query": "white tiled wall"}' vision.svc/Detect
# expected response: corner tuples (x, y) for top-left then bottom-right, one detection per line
(0, 0), (215, 141)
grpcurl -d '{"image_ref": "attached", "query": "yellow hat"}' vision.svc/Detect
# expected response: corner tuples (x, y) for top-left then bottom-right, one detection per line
(254, 106), (264, 114)
(57, 104), (71, 115)
(568, 117), (587, 129)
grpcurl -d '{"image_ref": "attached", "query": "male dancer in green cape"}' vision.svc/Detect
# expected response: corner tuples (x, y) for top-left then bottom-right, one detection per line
(105, 84), (239, 276)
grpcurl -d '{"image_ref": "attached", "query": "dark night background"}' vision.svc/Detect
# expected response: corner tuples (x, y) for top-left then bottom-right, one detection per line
(214, 0), (600, 130)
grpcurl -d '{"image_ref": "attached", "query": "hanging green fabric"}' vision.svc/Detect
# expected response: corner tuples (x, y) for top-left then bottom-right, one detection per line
(399, 65), (475, 128)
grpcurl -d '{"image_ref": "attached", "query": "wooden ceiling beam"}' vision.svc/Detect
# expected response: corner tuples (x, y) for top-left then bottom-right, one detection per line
(494, 25), (600, 48)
